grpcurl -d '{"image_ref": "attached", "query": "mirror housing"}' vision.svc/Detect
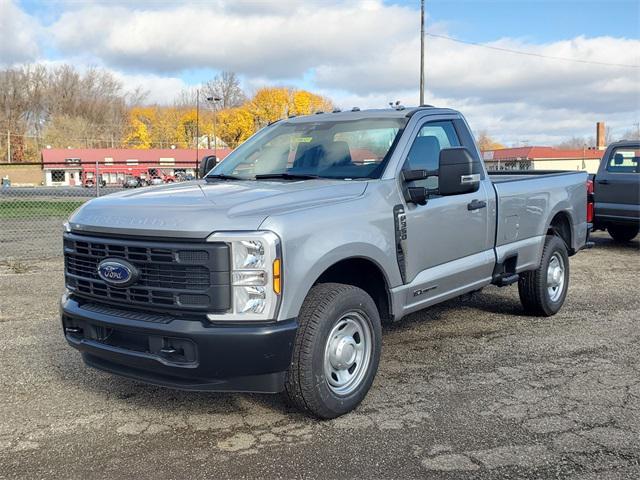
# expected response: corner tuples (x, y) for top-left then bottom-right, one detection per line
(402, 169), (437, 182)
(402, 169), (437, 205)
(198, 155), (217, 178)
(405, 186), (428, 205)
(438, 147), (481, 196)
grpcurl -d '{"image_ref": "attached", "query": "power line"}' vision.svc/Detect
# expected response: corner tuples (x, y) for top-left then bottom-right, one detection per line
(426, 32), (640, 69)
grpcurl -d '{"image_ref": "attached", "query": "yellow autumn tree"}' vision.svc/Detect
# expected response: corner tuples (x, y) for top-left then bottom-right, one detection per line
(217, 107), (254, 148)
(290, 90), (333, 116)
(248, 87), (291, 127)
(123, 107), (154, 148)
(151, 107), (182, 148)
(477, 131), (505, 151)
(175, 109), (199, 148)
(121, 86), (336, 150)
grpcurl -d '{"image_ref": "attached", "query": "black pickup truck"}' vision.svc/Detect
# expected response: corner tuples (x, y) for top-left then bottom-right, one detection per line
(590, 140), (640, 242)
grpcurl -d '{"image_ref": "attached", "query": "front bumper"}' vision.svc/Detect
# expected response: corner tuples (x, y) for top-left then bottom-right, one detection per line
(61, 293), (297, 393)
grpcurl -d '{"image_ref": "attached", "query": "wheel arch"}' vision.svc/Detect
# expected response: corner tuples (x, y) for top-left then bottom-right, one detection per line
(312, 256), (393, 323)
(547, 210), (574, 254)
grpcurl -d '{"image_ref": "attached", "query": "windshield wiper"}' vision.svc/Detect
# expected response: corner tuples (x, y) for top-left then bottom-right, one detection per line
(206, 173), (246, 181)
(254, 173), (320, 180)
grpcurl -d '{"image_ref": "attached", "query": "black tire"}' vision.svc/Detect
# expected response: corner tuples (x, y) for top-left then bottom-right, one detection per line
(518, 235), (570, 317)
(607, 224), (639, 242)
(284, 283), (382, 419)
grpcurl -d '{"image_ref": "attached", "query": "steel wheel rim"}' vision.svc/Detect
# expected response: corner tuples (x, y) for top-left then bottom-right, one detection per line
(546, 252), (565, 302)
(323, 311), (372, 396)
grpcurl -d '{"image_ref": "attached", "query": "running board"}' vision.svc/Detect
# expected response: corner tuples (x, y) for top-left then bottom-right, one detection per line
(492, 273), (519, 287)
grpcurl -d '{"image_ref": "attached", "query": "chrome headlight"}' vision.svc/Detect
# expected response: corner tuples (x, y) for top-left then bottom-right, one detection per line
(206, 231), (282, 321)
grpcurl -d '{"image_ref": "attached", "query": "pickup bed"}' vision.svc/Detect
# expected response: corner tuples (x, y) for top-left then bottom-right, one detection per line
(590, 140), (640, 242)
(61, 106), (591, 418)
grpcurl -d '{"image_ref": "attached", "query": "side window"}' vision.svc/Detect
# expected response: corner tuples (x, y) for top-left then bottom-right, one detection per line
(606, 147), (640, 173)
(403, 120), (461, 190)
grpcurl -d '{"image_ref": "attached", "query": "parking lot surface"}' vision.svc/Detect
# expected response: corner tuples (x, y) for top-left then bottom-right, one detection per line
(0, 231), (638, 479)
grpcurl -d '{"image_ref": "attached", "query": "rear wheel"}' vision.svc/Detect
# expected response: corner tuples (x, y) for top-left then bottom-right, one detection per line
(285, 283), (381, 419)
(607, 224), (639, 242)
(518, 235), (569, 316)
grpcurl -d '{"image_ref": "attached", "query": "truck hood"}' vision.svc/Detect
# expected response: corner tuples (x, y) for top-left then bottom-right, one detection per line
(69, 179), (367, 239)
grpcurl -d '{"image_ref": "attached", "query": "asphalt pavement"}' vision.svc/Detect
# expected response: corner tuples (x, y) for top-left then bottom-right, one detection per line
(0, 231), (638, 479)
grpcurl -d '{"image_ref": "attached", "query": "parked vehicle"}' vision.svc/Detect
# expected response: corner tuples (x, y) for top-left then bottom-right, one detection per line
(82, 177), (106, 188)
(61, 107), (592, 418)
(147, 177), (165, 186)
(590, 140), (640, 242)
(123, 176), (144, 189)
(148, 168), (175, 184)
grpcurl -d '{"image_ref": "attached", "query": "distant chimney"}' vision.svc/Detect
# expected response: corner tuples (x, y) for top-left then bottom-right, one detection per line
(596, 122), (606, 150)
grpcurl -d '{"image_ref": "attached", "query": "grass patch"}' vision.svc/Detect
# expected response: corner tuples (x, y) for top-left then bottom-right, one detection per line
(0, 200), (86, 219)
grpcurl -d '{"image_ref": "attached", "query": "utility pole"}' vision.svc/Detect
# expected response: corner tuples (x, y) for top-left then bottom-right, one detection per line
(195, 89), (200, 170)
(7, 130), (10, 163)
(419, 0), (425, 105)
(206, 96), (222, 160)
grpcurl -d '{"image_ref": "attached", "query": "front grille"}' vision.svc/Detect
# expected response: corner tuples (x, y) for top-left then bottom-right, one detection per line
(64, 233), (231, 314)
(66, 254), (210, 289)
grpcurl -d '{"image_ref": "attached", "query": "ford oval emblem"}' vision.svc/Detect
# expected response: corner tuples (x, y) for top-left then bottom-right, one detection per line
(97, 259), (138, 287)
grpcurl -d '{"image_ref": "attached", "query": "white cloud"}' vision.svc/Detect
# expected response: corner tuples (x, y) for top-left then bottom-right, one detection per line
(3, 0), (639, 144)
(0, 0), (40, 65)
(112, 72), (189, 104)
(48, 1), (419, 77)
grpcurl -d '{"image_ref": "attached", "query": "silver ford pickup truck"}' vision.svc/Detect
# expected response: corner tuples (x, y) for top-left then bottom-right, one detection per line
(61, 107), (591, 418)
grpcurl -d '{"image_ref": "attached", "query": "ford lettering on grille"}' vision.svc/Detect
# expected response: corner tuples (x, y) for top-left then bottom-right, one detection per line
(97, 259), (138, 287)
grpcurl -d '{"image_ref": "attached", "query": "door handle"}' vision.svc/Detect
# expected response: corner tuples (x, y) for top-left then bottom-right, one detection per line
(597, 179), (609, 185)
(467, 199), (487, 211)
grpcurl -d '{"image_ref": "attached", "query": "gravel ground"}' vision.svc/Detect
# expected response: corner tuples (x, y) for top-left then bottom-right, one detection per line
(0, 231), (639, 480)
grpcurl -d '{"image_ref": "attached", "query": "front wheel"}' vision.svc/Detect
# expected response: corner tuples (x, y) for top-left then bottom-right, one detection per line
(518, 235), (570, 316)
(607, 224), (639, 242)
(285, 283), (382, 419)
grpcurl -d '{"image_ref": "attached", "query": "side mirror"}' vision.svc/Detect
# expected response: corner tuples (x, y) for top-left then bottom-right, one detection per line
(438, 147), (482, 196)
(198, 155), (217, 178)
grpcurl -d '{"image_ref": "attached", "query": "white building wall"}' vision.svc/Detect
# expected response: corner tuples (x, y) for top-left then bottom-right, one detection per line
(532, 159), (601, 174)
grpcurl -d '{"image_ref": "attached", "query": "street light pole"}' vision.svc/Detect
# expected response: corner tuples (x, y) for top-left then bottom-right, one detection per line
(419, 0), (425, 105)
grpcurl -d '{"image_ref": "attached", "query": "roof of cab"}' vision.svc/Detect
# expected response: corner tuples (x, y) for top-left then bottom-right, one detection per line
(282, 106), (460, 124)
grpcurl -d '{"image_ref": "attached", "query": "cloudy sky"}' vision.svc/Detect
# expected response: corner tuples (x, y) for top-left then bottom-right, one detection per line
(2, 0), (639, 145)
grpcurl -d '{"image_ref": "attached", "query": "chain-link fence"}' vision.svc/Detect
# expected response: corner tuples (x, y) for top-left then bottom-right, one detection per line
(1, 160), (202, 261)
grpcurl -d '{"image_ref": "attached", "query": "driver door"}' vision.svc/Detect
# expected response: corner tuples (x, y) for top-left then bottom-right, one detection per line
(400, 119), (494, 308)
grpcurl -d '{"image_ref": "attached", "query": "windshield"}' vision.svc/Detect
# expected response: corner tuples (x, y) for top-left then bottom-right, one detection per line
(208, 117), (407, 180)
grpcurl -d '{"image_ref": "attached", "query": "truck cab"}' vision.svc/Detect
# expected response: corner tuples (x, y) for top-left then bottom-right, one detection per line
(591, 140), (640, 241)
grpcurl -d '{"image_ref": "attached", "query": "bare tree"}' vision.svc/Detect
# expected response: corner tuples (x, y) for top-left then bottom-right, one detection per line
(173, 88), (199, 109)
(617, 127), (640, 141)
(0, 64), (133, 158)
(556, 136), (589, 149)
(203, 72), (246, 110)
